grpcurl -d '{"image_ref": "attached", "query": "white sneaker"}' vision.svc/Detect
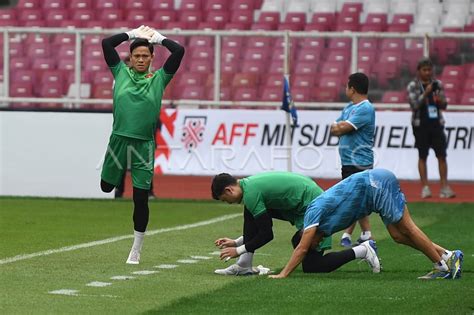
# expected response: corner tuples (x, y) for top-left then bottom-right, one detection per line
(361, 240), (381, 273)
(421, 186), (432, 198)
(440, 186), (455, 198)
(126, 249), (140, 265)
(214, 264), (257, 276)
(255, 265), (272, 275)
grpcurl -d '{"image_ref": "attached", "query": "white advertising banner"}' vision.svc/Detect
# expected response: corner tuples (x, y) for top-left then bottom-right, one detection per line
(156, 109), (474, 180)
(0, 110), (472, 198)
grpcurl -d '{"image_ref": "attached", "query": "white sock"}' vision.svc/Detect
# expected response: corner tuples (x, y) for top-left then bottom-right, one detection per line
(352, 245), (368, 259)
(441, 250), (453, 262)
(341, 232), (352, 240)
(132, 230), (145, 252)
(435, 260), (449, 272)
(236, 252), (253, 268)
(359, 231), (372, 241)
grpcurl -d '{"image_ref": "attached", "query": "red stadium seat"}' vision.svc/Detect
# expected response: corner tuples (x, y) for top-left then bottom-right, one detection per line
(382, 91), (407, 103)
(10, 82), (33, 97)
(45, 9), (69, 27)
(18, 0), (40, 9)
(326, 50), (351, 66)
(110, 20), (136, 29)
(232, 73), (259, 88)
(280, 12), (306, 31)
(124, 0), (149, 9)
(222, 36), (244, 49)
(387, 14), (414, 32)
(336, 11), (360, 32)
(188, 59), (212, 73)
(71, 9), (95, 21)
(23, 20), (46, 27)
(341, 2), (363, 15)
(358, 51), (377, 64)
(84, 59), (105, 71)
(42, 0), (66, 8)
(178, 73), (206, 87)
(221, 60), (240, 73)
(298, 37), (325, 50)
(83, 20), (109, 29)
(178, 86), (205, 99)
(320, 61), (346, 76)
(268, 60), (284, 74)
(294, 61), (318, 75)
(18, 9), (43, 22)
(463, 79), (474, 92)
(358, 38), (378, 51)
(69, 0), (92, 9)
(59, 20), (83, 28)
(431, 39), (460, 64)
(188, 36), (214, 48)
(58, 58), (76, 71)
(190, 47), (214, 60)
(32, 58), (56, 70)
(91, 71), (114, 85)
(221, 47), (242, 62)
(206, 86), (231, 101)
(92, 83), (113, 98)
(380, 38), (405, 52)
(248, 36), (273, 49)
(241, 59), (268, 73)
(205, 73), (233, 88)
(307, 13), (336, 31)
(232, 87), (258, 101)
(205, 0), (228, 11)
(152, 10), (177, 26)
(297, 48), (321, 62)
(263, 74), (284, 88)
(12, 70), (36, 84)
(230, 10), (253, 26)
(460, 92), (474, 105)
(243, 47), (271, 62)
(251, 22), (276, 31)
(38, 82), (63, 97)
(83, 44), (103, 60)
(95, 0), (119, 9)
(197, 21), (220, 30)
(150, 0), (174, 10)
(98, 9), (123, 22)
(291, 75), (316, 89)
(260, 86), (281, 101)
(440, 65), (464, 79)
(404, 39), (424, 73)
(205, 11), (230, 29)
(27, 43), (51, 58)
(327, 38), (351, 51)
(361, 13), (387, 32)
(125, 9), (150, 22)
(312, 87), (339, 102)
(231, 0), (255, 10)
(9, 43), (25, 57)
(291, 87), (312, 102)
(256, 12), (280, 29)
(179, 10), (203, 29)
(180, 0), (202, 10)
(318, 75), (343, 90)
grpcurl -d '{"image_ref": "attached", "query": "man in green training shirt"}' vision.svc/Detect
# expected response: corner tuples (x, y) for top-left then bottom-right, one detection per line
(100, 25), (184, 264)
(211, 172), (379, 275)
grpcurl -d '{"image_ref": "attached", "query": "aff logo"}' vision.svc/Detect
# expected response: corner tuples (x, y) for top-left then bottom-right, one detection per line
(181, 116), (207, 151)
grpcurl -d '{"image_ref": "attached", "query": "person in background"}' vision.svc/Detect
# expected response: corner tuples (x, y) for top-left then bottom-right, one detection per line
(330, 73), (375, 248)
(407, 58), (455, 199)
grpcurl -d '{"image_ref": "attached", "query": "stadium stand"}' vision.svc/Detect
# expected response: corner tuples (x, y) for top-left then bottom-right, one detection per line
(1, 0), (473, 107)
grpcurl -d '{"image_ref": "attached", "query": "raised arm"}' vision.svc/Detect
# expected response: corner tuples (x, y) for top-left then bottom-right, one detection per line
(101, 25), (153, 67)
(162, 39), (185, 75)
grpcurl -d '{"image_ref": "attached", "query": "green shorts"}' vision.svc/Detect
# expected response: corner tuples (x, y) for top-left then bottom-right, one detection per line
(101, 134), (155, 190)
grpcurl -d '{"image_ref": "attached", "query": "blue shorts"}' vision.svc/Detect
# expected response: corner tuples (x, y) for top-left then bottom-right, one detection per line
(369, 169), (406, 226)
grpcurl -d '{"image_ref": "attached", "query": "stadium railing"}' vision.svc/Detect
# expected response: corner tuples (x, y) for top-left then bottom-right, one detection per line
(1, 27), (474, 111)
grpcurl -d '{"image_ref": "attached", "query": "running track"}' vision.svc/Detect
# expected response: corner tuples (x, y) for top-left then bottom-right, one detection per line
(123, 175), (474, 203)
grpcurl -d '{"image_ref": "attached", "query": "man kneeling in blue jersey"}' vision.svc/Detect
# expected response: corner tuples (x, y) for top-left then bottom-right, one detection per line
(269, 169), (463, 280)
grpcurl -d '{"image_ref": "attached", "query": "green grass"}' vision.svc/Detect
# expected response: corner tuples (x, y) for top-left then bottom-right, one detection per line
(0, 198), (472, 314)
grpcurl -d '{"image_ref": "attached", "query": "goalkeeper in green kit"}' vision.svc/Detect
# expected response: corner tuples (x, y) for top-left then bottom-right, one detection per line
(100, 25), (184, 264)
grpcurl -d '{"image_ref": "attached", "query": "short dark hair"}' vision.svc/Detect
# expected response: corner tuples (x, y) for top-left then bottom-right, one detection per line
(130, 38), (154, 54)
(211, 173), (237, 200)
(348, 72), (369, 95)
(417, 57), (433, 70)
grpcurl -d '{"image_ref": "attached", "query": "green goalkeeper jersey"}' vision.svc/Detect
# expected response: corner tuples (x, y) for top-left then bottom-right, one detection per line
(239, 172), (323, 229)
(239, 172), (331, 250)
(110, 61), (173, 140)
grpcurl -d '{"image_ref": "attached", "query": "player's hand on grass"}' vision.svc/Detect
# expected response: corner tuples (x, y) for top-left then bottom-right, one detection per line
(220, 247), (238, 260)
(268, 273), (287, 279)
(215, 237), (236, 248)
(126, 25), (153, 40)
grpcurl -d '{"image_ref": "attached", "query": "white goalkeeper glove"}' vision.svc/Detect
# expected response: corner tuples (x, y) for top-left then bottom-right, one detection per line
(149, 29), (167, 45)
(126, 25), (153, 40)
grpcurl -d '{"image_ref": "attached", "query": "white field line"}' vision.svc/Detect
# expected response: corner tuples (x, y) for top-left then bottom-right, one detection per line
(0, 213), (241, 266)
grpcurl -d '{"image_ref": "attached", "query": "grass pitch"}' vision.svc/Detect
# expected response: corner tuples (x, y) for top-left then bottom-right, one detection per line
(0, 198), (472, 314)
